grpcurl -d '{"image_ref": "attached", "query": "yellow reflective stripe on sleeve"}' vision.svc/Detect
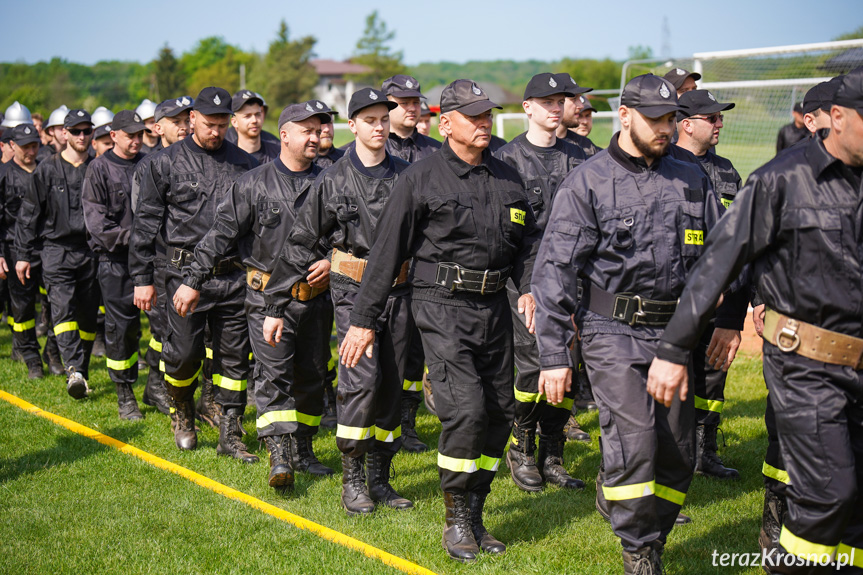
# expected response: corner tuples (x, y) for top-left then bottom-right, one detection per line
(403, 380), (421, 392)
(510, 208), (526, 225)
(212, 374), (247, 392)
(602, 480), (655, 501)
(148, 338), (162, 353)
(256, 409), (321, 428)
(694, 396), (724, 414)
(437, 453), (500, 474)
(374, 425), (402, 443)
(762, 461), (790, 485)
(79, 330), (96, 341)
(11, 319), (36, 332)
(337, 424), (375, 441)
(779, 526), (837, 559)
(654, 483), (687, 506)
(54, 321), (79, 335)
(837, 543), (863, 568)
(106, 352), (139, 371)
(39, 286), (47, 295)
(205, 347), (213, 360)
(162, 361), (202, 387)
(684, 229), (704, 245)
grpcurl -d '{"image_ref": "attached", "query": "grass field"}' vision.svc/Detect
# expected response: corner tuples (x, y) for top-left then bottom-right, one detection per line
(0, 318), (773, 575)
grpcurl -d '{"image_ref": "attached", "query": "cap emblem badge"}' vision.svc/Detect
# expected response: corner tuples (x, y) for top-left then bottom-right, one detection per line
(316, 101), (323, 109)
(182, 97), (190, 105)
(708, 92), (716, 101)
(369, 91), (378, 100)
(676, 68), (686, 75)
(24, 127), (31, 134)
(405, 80), (414, 88)
(77, 111), (84, 117)
(549, 77), (557, 88)
(213, 95), (221, 106)
(175, 99), (183, 107)
(305, 103), (314, 112)
(242, 92), (250, 99)
(659, 83), (670, 99)
(579, 96), (586, 104)
(472, 84), (482, 96)
(134, 114), (141, 122)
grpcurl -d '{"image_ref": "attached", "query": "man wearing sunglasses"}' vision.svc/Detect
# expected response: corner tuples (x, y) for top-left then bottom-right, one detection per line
(15, 110), (100, 400)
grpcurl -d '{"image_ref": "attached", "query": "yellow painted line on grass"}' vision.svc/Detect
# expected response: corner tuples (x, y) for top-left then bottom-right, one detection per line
(0, 389), (437, 575)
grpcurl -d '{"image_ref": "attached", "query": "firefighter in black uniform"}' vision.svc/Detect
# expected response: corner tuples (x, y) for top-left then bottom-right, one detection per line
(340, 80), (541, 562)
(533, 74), (728, 574)
(775, 102), (808, 155)
(174, 101), (335, 489)
(82, 110), (146, 420)
(494, 72), (587, 492)
(263, 88), (413, 515)
(16, 109), (100, 399)
(130, 87), (258, 459)
(556, 74), (602, 157)
(231, 90), (280, 164)
(315, 106), (345, 170)
(649, 67), (863, 575)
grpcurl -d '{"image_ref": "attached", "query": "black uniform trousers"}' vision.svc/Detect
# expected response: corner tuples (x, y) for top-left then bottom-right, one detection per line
(581, 332), (695, 551)
(4, 246), (44, 364)
(247, 288), (330, 439)
(508, 283), (575, 435)
(403, 323), (426, 393)
(414, 293), (514, 495)
(162, 266), (250, 409)
(145, 257), (167, 382)
(692, 324), (729, 427)
(764, 391), (790, 496)
(41, 243), (99, 376)
(332, 286), (409, 458)
(762, 343), (863, 572)
(98, 260), (140, 386)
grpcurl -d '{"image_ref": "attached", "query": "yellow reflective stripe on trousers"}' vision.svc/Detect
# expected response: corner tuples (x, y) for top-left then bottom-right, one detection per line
(79, 330), (96, 341)
(161, 360), (202, 387)
(762, 461), (790, 485)
(148, 338), (162, 353)
(257, 409), (322, 429)
(403, 380), (421, 392)
(337, 424), (375, 441)
(437, 453), (500, 474)
(694, 395), (724, 414)
(514, 387), (573, 411)
(375, 425), (402, 443)
(603, 480), (655, 501)
(205, 347), (213, 359)
(838, 543), (863, 568)
(39, 286), (47, 295)
(212, 374), (247, 392)
(106, 352), (139, 371)
(11, 319), (36, 332)
(779, 526), (837, 559)
(54, 321), (79, 335)
(6, 316), (13, 326)
(99, 305), (106, 314)
(654, 483), (687, 506)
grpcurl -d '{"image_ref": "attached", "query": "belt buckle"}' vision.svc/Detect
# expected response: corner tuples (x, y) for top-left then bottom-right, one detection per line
(250, 272), (263, 291)
(480, 269), (490, 295)
(629, 295), (646, 326)
(776, 318), (801, 352)
(437, 263), (463, 292)
(170, 248), (184, 269)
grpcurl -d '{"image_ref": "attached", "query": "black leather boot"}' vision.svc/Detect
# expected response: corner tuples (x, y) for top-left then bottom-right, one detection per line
(442, 491), (479, 562)
(538, 433), (584, 489)
(506, 422), (543, 492)
(26, 359), (44, 379)
(696, 423), (740, 480)
(366, 449), (413, 509)
(170, 397), (197, 450)
(216, 406), (259, 464)
(262, 435), (294, 489)
(195, 376), (219, 428)
(142, 369), (171, 415)
(43, 337), (64, 375)
(116, 383), (144, 421)
(759, 489), (787, 557)
(341, 453), (375, 516)
(400, 396), (428, 453)
(622, 542), (664, 575)
(563, 411), (591, 443)
(468, 491), (505, 555)
(292, 435), (334, 476)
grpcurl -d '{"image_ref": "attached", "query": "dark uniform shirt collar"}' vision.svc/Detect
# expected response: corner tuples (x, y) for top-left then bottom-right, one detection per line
(104, 148), (142, 166)
(440, 138), (492, 177)
(608, 132), (653, 174)
(184, 135), (224, 156)
(348, 147), (396, 179)
(388, 129), (419, 145)
(274, 157), (313, 178)
(807, 131), (863, 190)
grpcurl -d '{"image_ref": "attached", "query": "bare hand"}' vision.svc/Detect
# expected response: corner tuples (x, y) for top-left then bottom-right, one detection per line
(339, 326), (375, 368)
(646, 358), (688, 408)
(306, 259), (330, 289)
(134, 285), (157, 311)
(0, 257), (7, 280)
(173, 284), (201, 318)
(518, 293), (536, 334)
(538, 367), (572, 405)
(15, 261), (31, 285)
(706, 328), (741, 371)
(752, 304), (766, 338)
(263, 316), (284, 347)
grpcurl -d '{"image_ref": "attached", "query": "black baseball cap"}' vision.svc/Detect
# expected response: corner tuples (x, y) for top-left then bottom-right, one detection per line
(193, 87), (232, 116)
(793, 101), (805, 114)
(112, 109), (146, 134)
(558, 73), (593, 96)
(579, 95), (596, 113)
(620, 74), (682, 119)
(523, 72), (575, 100)
(278, 102), (334, 129)
(802, 76), (844, 114)
(64, 109), (93, 128)
(381, 75), (424, 98)
(420, 99), (436, 117)
(677, 89), (735, 121)
(231, 90), (265, 113)
(833, 66), (863, 112)
(11, 123), (40, 146)
(440, 80), (502, 116)
(0, 130), (12, 144)
(307, 99), (338, 119)
(348, 89), (398, 119)
(663, 68), (702, 90)
(94, 124), (112, 139)
(155, 96), (194, 122)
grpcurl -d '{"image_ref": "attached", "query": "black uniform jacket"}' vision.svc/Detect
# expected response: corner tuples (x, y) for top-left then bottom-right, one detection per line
(532, 133), (723, 370)
(15, 152), (92, 261)
(563, 130), (603, 158)
(658, 133), (863, 364)
(183, 159), (322, 290)
(314, 147), (345, 170)
(129, 136), (257, 287)
(348, 138), (542, 330)
(263, 149), (410, 317)
(82, 149), (142, 260)
(0, 161), (35, 245)
(494, 133), (586, 231)
(775, 122), (808, 155)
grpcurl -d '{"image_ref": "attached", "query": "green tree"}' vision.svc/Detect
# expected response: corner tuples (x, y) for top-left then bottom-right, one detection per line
(833, 24), (863, 40)
(348, 11), (406, 86)
(153, 44), (186, 101)
(627, 45), (654, 60)
(247, 20), (318, 109)
(181, 36), (254, 95)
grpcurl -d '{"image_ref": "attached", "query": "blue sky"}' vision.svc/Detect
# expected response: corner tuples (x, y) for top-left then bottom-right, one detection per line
(1, 0), (859, 65)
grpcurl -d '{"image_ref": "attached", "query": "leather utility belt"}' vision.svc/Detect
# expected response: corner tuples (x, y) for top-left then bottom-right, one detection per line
(585, 282), (678, 327)
(170, 248), (241, 276)
(331, 248), (409, 287)
(413, 260), (510, 295)
(763, 308), (863, 369)
(246, 267), (326, 302)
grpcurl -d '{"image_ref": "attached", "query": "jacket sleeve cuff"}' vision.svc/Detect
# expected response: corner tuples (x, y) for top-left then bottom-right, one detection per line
(182, 275), (203, 291)
(350, 310), (377, 330)
(714, 315), (745, 331)
(264, 305), (284, 319)
(133, 274), (154, 287)
(655, 341), (690, 365)
(539, 352), (573, 370)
